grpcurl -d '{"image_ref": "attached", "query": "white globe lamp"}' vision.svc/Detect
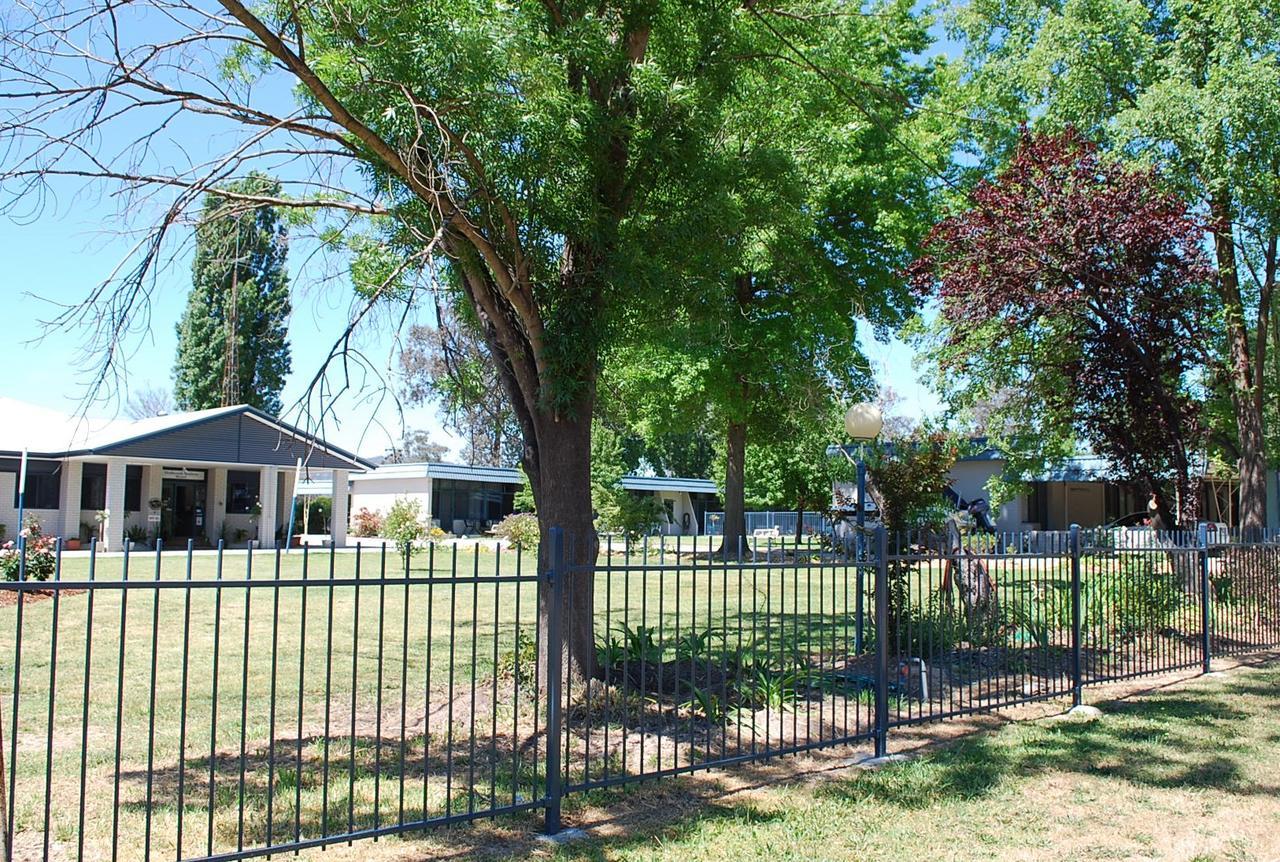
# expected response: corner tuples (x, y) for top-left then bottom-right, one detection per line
(844, 403), (884, 442)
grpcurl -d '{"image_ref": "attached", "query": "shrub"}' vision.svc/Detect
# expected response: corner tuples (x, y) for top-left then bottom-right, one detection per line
(1216, 546), (1280, 611)
(598, 492), (667, 542)
(0, 518), (56, 581)
(383, 498), (428, 559)
(351, 507), (383, 538)
(493, 512), (539, 550)
(495, 632), (537, 689)
(1091, 554), (1185, 641)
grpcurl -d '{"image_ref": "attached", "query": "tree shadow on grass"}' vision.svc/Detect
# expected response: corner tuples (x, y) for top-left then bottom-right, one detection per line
(105, 668), (1280, 861)
(821, 684), (1277, 812)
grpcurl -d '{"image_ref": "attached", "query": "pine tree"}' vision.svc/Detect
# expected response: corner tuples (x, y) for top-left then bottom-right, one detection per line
(174, 173), (291, 414)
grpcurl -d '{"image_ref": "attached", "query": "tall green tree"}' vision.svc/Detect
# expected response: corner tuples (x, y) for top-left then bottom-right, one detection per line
(951, 0), (1280, 529)
(174, 174), (292, 414)
(611, 2), (952, 555)
(3, 0), (941, 681)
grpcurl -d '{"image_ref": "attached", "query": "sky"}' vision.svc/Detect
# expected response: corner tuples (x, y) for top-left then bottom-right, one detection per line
(0, 7), (944, 462)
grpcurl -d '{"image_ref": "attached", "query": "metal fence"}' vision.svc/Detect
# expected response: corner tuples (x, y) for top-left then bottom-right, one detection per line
(702, 510), (833, 537)
(0, 524), (1276, 860)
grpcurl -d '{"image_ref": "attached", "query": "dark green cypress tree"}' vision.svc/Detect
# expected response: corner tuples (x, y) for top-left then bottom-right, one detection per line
(173, 173), (291, 414)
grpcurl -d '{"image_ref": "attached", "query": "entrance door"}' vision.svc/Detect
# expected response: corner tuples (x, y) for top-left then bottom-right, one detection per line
(162, 478), (208, 540)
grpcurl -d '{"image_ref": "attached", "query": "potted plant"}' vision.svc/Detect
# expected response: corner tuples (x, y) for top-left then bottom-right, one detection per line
(94, 509), (109, 544)
(125, 523), (149, 549)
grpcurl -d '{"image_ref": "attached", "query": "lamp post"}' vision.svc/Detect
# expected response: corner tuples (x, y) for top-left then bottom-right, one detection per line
(844, 403), (883, 653)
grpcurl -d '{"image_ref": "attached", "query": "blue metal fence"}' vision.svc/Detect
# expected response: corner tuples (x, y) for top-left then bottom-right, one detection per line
(0, 524), (1275, 859)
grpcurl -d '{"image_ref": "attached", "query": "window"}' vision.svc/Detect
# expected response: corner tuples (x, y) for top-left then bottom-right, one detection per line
(124, 466), (143, 512)
(14, 472), (59, 510)
(226, 470), (261, 514)
(1024, 482), (1046, 528)
(80, 463), (107, 510)
(78, 464), (143, 511)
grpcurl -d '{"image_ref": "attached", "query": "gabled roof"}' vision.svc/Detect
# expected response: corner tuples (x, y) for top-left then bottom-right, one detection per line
(0, 398), (373, 471)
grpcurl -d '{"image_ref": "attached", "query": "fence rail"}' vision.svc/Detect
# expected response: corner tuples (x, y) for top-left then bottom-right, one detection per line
(0, 524), (1276, 860)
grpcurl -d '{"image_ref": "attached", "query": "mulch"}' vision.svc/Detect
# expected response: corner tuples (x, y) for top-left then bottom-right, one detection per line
(0, 588), (86, 608)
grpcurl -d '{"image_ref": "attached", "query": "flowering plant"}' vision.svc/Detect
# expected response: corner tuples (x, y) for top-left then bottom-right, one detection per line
(0, 518), (57, 581)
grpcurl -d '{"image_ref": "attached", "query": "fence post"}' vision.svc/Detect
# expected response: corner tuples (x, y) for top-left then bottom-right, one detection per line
(1069, 524), (1082, 707)
(855, 456), (867, 654)
(873, 526), (889, 759)
(543, 527), (565, 835)
(1199, 522), (1212, 674)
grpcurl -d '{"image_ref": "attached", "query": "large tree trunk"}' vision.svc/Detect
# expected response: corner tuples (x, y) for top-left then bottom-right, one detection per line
(719, 419), (747, 558)
(1211, 197), (1268, 531)
(718, 273), (755, 558)
(530, 405), (600, 684)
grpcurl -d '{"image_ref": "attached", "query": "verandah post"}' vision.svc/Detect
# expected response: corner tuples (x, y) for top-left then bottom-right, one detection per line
(1070, 524), (1082, 707)
(873, 526), (889, 758)
(1199, 522), (1212, 674)
(543, 527), (566, 835)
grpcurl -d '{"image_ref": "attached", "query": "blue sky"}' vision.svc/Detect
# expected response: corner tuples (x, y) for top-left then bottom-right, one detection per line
(0, 8), (944, 461)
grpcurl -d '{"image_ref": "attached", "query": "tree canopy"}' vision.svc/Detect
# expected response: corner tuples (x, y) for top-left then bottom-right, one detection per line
(950, 0), (1280, 527)
(0, 0), (953, 680)
(911, 130), (1212, 524)
(173, 175), (292, 415)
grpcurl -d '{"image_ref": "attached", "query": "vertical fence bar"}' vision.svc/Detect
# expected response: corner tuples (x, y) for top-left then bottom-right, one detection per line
(873, 526), (889, 758)
(1070, 524), (1082, 706)
(543, 527), (565, 835)
(1199, 522), (1212, 673)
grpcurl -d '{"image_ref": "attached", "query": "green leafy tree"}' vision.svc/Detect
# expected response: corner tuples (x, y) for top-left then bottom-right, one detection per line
(644, 2), (951, 556)
(590, 424), (665, 541)
(3, 0), (946, 681)
(951, 0), (1280, 529)
(741, 406), (855, 544)
(174, 173), (291, 414)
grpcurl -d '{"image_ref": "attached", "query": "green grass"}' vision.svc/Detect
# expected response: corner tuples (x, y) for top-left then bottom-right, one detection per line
(0, 542), (1273, 861)
(530, 662), (1280, 862)
(0, 544), (877, 860)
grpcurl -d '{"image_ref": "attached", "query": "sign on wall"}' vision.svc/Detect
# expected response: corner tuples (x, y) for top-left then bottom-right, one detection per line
(161, 468), (206, 481)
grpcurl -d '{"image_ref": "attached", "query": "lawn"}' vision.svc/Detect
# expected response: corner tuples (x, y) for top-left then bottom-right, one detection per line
(0, 541), (1272, 861)
(0, 543), (877, 861)
(508, 658), (1280, 862)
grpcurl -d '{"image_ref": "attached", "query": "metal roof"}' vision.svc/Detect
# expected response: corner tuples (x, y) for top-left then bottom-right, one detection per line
(316, 462), (718, 496)
(0, 397), (373, 470)
(619, 475), (718, 494)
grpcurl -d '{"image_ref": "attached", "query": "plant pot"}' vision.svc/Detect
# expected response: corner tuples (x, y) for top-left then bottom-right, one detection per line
(64, 539), (82, 551)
